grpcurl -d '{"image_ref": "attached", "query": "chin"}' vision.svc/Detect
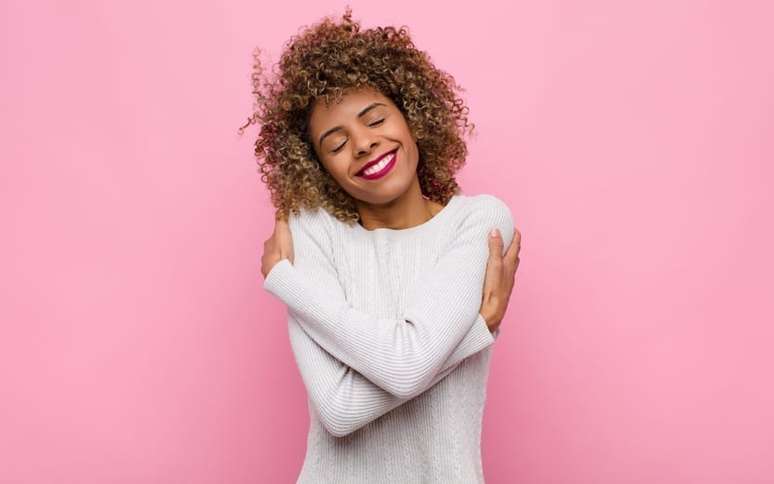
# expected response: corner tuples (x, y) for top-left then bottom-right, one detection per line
(354, 180), (414, 205)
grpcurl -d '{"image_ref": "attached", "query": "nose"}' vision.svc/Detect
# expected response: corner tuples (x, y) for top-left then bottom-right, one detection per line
(351, 125), (378, 157)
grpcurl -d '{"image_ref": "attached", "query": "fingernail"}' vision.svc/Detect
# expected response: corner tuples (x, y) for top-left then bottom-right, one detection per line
(490, 228), (499, 238)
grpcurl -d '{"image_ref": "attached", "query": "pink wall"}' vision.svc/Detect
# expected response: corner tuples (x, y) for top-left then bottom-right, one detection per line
(2, 1), (772, 483)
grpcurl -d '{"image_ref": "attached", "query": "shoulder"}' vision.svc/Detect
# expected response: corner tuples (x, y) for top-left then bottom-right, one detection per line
(465, 193), (512, 218)
(288, 205), (329, 226)
(287, 206), (335, 245)
(454, 193), (515, 246)
(459, 193), (513, 227)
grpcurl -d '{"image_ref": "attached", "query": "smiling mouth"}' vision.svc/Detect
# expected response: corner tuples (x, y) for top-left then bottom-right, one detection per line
(356, 148), (398, 179)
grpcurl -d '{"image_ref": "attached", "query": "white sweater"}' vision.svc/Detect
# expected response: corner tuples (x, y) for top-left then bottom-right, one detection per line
(263, 191), (515, 483)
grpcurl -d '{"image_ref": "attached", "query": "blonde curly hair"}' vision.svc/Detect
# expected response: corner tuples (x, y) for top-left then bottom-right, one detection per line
(238, 6), (476, 225)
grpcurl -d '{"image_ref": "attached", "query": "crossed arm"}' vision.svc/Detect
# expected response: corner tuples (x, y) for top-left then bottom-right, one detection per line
(263, 196), (514, 437)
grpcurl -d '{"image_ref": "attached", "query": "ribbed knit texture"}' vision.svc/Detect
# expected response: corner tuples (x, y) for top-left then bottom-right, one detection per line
(263, 192), (514, 483)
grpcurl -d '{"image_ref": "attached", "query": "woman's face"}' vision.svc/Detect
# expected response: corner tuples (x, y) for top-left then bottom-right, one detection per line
(308, 87), (420, 206)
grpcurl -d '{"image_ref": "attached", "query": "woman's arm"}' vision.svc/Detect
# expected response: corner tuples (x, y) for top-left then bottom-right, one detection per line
(287, 310), (498, 438)
(263, 195), (514, 398)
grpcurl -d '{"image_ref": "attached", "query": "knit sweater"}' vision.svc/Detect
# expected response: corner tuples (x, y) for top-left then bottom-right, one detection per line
(263, 192), (515, 483)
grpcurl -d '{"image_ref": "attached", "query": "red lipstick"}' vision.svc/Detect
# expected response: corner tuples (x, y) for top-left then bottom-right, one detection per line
(356, 148), (398, 180)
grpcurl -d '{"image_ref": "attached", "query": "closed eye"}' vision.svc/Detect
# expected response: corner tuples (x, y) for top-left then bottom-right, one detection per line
(331, 119), (385, 153)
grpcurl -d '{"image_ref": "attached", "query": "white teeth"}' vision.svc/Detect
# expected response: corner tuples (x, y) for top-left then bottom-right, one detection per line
(363, 153), (394, 176)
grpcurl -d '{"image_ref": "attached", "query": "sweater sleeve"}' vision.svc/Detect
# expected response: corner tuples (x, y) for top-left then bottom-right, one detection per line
(263, 195), (514, 399)
(286, 310), (496, 437)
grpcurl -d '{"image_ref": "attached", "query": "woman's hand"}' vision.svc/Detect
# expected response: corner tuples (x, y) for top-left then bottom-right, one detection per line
(480, 228), (521, 334)
(260, 213), (294, 280)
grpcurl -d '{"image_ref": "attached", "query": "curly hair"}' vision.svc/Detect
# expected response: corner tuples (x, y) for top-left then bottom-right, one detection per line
(238, 6), (476, 225)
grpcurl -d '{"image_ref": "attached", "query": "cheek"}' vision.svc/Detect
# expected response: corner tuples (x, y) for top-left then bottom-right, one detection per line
(401, 130), (419, 155)
(323, 160), (351, 181)
(404, 138), (420, 163)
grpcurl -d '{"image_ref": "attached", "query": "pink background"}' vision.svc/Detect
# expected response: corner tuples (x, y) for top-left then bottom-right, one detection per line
(2, 1), (772, 483)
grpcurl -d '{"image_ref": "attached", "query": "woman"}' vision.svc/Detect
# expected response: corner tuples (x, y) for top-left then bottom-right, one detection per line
(247, 8), (522, 483)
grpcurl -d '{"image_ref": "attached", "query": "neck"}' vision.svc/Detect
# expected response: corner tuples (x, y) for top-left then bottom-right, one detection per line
(356, 178), (439, 231)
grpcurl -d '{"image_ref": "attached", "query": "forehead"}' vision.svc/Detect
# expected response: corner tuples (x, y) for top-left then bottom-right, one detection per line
(309, 87), (391, 125)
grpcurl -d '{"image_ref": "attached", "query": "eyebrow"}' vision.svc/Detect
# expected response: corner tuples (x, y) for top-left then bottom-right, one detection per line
(317, 102), (387, 147)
